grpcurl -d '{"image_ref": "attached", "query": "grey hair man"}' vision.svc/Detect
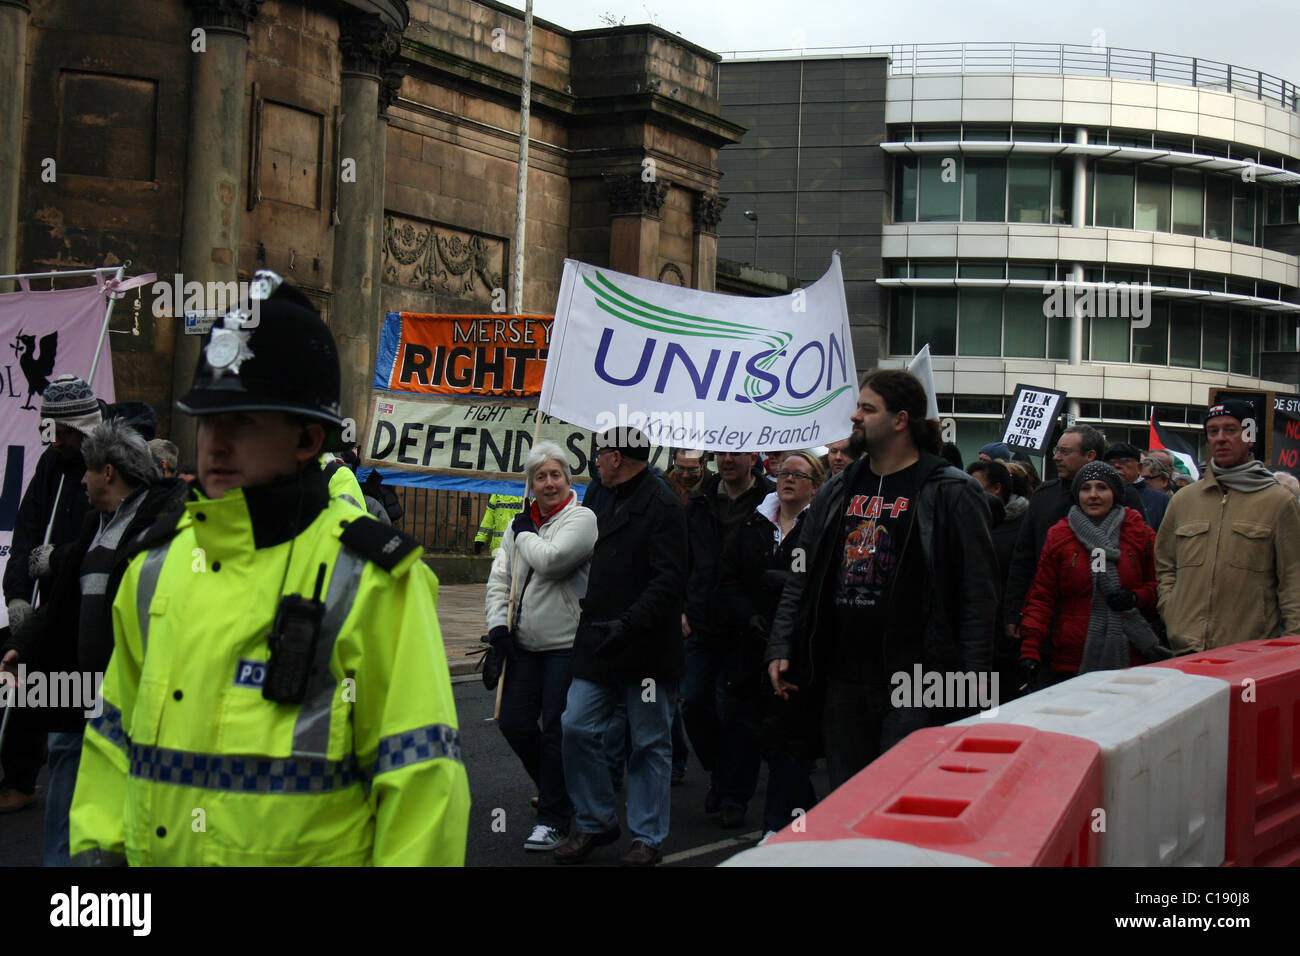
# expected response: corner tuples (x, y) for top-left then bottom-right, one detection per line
(148, 438), (179, 478)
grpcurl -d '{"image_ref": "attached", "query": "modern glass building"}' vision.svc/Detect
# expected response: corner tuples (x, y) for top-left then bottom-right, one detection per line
(716, 44), (1300, 462)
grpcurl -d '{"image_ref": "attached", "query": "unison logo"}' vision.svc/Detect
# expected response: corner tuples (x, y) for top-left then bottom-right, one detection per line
(584, 272), (853, 417)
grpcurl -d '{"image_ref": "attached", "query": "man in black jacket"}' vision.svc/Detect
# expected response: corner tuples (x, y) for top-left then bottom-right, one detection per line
(1002, 424), (1146, 655)
(556, 426), (687, 867)
(682, 451), (773, 814)
(2, 417), (186, 863)
(765, 371), (998, 789)
(1, 375), (102, 814)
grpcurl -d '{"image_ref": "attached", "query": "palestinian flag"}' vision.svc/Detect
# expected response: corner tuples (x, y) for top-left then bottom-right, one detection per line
(1149, 412), (1200, 481)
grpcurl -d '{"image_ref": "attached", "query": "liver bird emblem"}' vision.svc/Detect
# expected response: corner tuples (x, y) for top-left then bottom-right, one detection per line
(10, 331), (58, 411)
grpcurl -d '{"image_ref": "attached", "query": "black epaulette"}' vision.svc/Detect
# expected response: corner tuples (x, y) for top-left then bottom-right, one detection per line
(339, 517), (421, 573)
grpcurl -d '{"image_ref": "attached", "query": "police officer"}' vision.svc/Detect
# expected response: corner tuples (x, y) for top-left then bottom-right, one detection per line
(69, 271), (470, 865)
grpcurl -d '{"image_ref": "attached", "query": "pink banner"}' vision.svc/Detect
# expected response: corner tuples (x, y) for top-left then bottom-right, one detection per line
(1, 282), (116, 614)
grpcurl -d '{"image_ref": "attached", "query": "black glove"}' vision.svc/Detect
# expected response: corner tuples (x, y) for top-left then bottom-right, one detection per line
(511, 511), (537, 537)
(474, 540), (485, 555)
(1105, 589), (1137, 612)
(487, 625), (513, 661)
(591, 619), (628, 657)
(1018, 658), (1040, 692)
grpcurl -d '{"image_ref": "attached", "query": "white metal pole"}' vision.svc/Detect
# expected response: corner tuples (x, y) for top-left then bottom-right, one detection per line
(511, 0), (533, 314)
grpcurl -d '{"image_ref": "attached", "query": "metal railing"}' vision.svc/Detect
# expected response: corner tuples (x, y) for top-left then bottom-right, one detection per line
(394, 487), (486, 553)
(717, 42), (1299, 112)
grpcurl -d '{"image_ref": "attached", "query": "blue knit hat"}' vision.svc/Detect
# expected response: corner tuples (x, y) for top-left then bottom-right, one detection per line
(980, 441), (1013, 461)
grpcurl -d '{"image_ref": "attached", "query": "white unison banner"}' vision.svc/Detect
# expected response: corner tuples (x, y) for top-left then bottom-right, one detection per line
(540, 255), (858, 453)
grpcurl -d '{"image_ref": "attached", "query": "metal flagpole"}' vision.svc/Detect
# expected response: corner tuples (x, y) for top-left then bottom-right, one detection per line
(0, 264), (127, 751)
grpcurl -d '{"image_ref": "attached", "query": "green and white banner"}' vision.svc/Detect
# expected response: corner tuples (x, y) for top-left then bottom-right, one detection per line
(539, 255), (858, 453)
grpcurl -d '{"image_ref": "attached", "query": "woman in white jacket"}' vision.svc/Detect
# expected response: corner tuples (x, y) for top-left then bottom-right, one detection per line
(485, 440), (598, 851)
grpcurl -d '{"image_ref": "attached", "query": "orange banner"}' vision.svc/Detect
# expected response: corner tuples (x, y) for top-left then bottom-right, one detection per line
(382, 313), (553, 397)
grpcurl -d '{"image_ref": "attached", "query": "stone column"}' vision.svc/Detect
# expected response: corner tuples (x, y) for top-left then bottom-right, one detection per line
(0, 0), (30, 287)
(691, 192), (727, 292)
(332, 13), (400, 431)
(370, 58), (406, 407)
(173, 0), (261, 461)
(606, 172), (669, 278)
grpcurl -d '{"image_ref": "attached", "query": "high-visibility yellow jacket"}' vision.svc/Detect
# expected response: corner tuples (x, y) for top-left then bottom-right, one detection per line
(474, 494), (523, 556)
(69, 466), (470, 866)
(320, 453), (366, 512)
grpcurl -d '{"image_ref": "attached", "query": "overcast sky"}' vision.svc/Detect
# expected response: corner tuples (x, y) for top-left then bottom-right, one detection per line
(531, 0), (1299, 86)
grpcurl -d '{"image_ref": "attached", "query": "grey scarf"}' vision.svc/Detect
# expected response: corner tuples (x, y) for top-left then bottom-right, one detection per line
(1210, 459), (1279, 494)
(1004, 494), (1029, 521)
(1066, 505), (1167, 673)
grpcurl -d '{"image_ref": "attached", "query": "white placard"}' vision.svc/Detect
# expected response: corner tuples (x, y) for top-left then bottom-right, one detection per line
(1000, 384), (1066, 453)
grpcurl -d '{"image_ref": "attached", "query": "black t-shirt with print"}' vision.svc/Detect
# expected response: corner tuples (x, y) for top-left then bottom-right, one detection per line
(827, 460), (926, 684)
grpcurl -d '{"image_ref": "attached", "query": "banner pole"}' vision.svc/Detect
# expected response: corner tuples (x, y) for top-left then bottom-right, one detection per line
(495, 411), (543, 719)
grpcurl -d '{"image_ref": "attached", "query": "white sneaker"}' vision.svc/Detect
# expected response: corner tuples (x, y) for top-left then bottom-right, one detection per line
(524, 824), (563, 851)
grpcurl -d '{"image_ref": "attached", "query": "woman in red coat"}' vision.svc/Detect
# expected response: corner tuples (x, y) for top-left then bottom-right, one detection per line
(1018, 461), (1170, 690)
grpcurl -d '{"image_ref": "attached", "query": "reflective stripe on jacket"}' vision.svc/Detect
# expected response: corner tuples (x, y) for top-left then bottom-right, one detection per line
(69, 483), (470, 866)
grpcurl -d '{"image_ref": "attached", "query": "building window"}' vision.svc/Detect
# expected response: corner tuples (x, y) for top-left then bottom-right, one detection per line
(1091, 314), (1130, 362)
(1202, 306), (1229, 372)
(1135, 165), (1172, 233)
(1232, 181), (1255, 245)
(962, 158), (1007, 222)
(894, 158), (917, 222)
(1170, 303), (1201, 367)
(889, 289), (914, 355)
(1133, 301), (1170, 366)
(915, 290), (958, 355)
(1051, 159), (1074, 224)
(1007, 157), (1051, 223)
(1094, 161), (1134, 229)
(1205, 177), (1233, 241)
(918, 156), (960, 221)
(1172, 170), (1204, 236)
(958, 288), (1002, 356)
(1229, 310), (1255, 376)
(1004, 288), (1047, 358)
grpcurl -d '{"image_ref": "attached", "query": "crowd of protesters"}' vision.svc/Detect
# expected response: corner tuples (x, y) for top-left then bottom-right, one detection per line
(480, 374), (1300, 863)
(6, 364), (1300, 867)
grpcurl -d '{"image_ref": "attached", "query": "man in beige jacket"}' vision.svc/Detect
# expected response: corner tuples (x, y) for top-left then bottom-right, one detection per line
(1155, 399), (1300, 653)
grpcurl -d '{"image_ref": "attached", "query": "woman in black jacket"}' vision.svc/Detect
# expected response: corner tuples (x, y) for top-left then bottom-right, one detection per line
(716, 450), (825, 837)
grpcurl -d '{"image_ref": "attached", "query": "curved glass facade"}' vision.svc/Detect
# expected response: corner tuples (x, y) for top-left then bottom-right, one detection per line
(890, 125), (1300, 241)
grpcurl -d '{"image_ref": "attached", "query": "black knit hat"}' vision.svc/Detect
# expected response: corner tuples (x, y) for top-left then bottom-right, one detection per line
(1204, 399), (1256, 429)
(1103, 441), (1142, 464)
(1072, 460), (1125, 506)
(176, 270), (344, 445)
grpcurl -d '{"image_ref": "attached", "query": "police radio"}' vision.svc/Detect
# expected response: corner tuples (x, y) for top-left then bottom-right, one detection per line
(263, 563), (327, 704)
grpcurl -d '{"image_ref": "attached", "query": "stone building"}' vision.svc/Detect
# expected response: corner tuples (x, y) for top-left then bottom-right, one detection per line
(1, 0), (743, 459)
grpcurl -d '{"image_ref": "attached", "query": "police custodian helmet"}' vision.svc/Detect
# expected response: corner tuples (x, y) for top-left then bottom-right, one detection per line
(176, 270), (346, 447)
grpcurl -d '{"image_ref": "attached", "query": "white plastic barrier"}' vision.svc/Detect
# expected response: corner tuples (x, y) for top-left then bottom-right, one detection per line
(955, 668), (1228, 866)
(720, 838), (992, 867)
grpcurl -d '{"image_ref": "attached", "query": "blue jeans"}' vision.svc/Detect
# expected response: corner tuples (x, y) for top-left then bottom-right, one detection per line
(44, 731), (84, 867)
(562, 677), (677, 848)
(606, 697), (689, 782)
(498, 646), (574, 832)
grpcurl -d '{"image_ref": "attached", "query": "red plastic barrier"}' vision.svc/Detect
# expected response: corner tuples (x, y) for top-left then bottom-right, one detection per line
(1151, 636), (1300, 866)
(766, 724), (1102, 866)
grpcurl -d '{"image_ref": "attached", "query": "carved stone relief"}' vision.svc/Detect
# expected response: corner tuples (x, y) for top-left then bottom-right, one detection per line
(382, 213), (505, 302)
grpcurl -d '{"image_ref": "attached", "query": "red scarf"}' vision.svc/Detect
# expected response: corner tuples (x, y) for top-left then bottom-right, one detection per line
(529, 491), (573, 527)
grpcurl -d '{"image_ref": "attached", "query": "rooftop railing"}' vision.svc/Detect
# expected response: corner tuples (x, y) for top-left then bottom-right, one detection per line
(718, 42), (1299, 113)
